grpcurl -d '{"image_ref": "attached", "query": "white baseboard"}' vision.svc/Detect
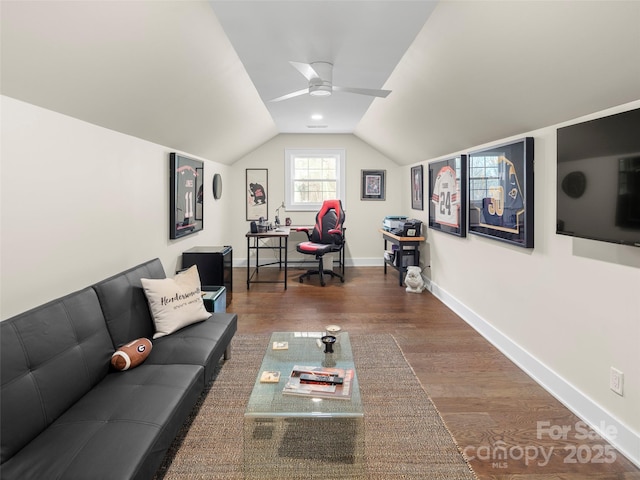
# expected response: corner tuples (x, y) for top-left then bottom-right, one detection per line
(425, 278), (640, 469)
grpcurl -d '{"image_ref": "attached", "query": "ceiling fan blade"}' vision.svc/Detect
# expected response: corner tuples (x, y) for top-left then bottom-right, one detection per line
(289, 61), (321, 82)
(268, 88), (309, 103)
(333, 85), (391, 98)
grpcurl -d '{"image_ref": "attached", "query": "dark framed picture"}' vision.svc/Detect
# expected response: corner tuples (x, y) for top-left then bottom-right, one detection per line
(411, 165), (424, 210)
(246, 168), (268, 221)
(361, 169), (386, 200)
(428, 155), (467, 237)
(468, 137), (534, 248)
(169, 153), (204, 239)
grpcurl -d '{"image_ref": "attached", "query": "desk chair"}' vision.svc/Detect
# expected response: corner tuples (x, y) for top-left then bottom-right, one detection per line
(296, 199), (345, 286)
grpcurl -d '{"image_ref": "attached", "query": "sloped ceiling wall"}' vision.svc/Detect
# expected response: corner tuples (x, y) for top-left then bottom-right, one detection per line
(1, 1), (277, 165)
(356, 0), (640, 163)
(2, 1), (639, 166)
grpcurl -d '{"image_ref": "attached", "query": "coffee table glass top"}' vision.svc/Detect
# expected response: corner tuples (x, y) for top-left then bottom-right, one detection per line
(245, 332), (363, 418)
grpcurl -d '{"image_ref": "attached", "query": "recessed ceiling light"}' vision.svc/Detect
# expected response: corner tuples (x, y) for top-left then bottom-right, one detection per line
(311, 114), (323, 120)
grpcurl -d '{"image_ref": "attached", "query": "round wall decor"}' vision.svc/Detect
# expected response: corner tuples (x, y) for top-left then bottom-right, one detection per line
(212, 173), (222, 199)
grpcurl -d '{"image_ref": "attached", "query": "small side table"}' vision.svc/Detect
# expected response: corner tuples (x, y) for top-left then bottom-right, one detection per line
(380, 229), (425, 286)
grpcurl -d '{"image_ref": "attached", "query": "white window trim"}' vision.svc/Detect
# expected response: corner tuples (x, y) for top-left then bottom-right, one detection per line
(284, 148), (346, 211)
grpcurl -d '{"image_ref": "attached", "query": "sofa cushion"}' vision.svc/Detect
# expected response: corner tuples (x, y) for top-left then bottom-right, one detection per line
(0, 364), (203, 480)
(93, 258), (166, 347)
(1, 288), (113, 464)
(140, 265), (210, 339)
(147, 312), (238, 386)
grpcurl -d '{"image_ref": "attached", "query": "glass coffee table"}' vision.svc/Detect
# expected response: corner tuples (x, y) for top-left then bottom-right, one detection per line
(244, 332), (364, 478)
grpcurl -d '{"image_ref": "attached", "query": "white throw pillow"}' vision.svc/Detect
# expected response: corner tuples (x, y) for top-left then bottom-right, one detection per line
(141, 265), (210, 339)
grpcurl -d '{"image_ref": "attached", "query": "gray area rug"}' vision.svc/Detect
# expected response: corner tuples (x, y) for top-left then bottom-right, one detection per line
(154, 334), (477, 479)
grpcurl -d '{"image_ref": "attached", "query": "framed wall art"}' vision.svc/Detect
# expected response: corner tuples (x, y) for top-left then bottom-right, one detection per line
(428, 155), (467, 237)
(468, 137), (534, 248)
(411, 165), (424, 210)
(246, 168), (268, 221)
(169, 153), (203, 239)
(361, 169), (386, 200)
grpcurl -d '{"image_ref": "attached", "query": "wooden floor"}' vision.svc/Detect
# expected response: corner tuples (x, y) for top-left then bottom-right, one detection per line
(229, 266), (639, 479)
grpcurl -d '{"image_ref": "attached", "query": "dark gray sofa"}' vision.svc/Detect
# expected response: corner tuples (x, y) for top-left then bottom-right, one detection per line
(1, 258), (237, 480)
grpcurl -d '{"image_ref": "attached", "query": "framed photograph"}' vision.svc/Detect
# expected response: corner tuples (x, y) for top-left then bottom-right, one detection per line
(169, 153), (204, 239)
(411, 165), (424, 210)
(246, 168), (268, 221)
(428, 155), (467, 237)
(361, 169), (386, 200)
(468, 137), (534, 248)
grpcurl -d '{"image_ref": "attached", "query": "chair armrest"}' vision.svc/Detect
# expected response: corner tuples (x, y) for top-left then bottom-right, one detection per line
(328, 229), (344, 244)
(295, 227), (312, 241)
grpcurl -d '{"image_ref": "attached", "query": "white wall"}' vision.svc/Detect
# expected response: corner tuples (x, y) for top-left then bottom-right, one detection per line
(408, 100), (640, 466)
(227, 133), (404, 267)
(1, 100), (406, 319)
(0, 96), (232, 319)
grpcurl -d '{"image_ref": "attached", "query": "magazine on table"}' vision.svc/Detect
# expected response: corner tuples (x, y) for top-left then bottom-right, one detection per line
(282, 365), (354, 400)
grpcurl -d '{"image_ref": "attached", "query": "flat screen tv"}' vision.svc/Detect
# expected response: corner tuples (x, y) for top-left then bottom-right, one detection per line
(556, 107), (640, 247)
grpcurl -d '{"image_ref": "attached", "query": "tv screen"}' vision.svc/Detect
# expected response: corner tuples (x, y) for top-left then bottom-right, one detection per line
(556, 108), (640, 247)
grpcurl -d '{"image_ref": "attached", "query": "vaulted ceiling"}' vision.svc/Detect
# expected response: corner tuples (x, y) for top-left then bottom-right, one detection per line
(2, 1), (639, 166)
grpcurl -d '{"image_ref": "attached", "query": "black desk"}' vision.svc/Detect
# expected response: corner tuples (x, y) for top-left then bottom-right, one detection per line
(246, 227), (290, 290)
(380, 229), (425, 286)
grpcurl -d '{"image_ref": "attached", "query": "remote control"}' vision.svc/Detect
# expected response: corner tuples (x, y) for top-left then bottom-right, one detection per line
(299, 373), (344, 385)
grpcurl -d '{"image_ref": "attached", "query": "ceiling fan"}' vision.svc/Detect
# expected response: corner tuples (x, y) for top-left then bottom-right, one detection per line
(269, 61), (392, 102)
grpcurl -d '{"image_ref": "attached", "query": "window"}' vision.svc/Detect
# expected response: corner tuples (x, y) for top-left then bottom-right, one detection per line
(285, 148), (346, 211)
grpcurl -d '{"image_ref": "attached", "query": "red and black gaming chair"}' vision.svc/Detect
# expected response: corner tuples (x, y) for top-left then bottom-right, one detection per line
(296, 199), (345, 286)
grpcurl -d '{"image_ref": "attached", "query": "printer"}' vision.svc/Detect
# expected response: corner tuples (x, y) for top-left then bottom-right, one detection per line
(400, 219), (422, 237)
(382, 216), (407, 231)
(389, 218), (422, 237)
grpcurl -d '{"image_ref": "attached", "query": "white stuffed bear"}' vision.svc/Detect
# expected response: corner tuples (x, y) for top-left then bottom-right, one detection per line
(404, 266), (425, 293)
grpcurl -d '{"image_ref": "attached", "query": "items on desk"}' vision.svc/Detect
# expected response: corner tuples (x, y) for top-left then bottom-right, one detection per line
(382, 215), (407, 231)
(250, 217), (275, 233)
(384, 216), (423, 237)
(396, 219), (422, 237)
(275, 201), (285, 226)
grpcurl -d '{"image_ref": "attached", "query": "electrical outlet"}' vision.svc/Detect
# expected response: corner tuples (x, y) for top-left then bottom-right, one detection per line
(610, 367), (624, 396)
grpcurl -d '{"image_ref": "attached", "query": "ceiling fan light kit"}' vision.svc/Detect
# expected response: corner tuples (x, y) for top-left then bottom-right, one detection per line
(309, 84), (332, 97)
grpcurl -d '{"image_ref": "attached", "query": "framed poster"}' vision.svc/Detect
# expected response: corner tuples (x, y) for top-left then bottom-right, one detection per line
(361, 169), (386, 200)
(246, 168), (268, 221)
(428, 155), (467, 237)
(169, 153), (203, 239)
(468, 137), (534, 248)
(411, 165), (424, 210)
